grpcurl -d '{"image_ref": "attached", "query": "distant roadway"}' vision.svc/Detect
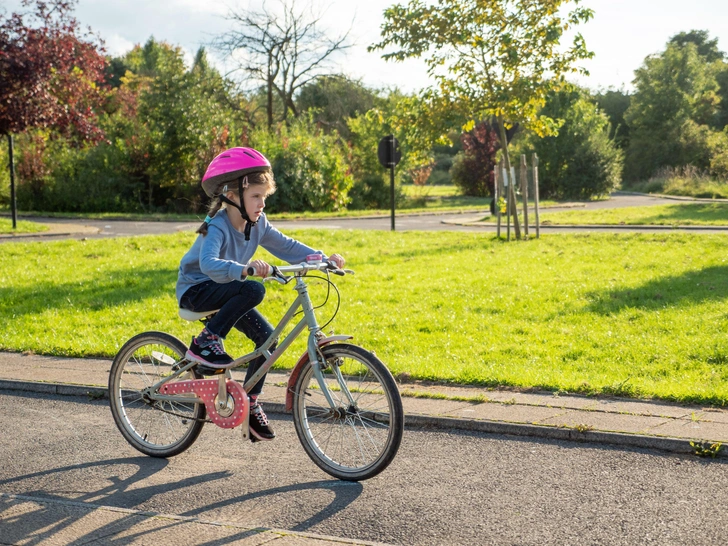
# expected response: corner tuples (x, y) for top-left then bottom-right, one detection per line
(6, 193), (728, 241)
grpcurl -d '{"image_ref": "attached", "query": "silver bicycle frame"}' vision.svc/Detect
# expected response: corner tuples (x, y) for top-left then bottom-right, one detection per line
(150, 266), (342, 409)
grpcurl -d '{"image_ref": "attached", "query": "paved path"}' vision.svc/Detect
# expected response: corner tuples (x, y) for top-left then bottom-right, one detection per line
(4, 192), (728, 241)
(2, 352), (726, 456)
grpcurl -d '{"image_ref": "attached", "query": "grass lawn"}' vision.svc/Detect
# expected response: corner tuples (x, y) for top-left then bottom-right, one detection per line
(2, 231), (728, 405)
(538, 202), (728, 226)
(400, 184), (460, 197)
(0, 218), (48, 234)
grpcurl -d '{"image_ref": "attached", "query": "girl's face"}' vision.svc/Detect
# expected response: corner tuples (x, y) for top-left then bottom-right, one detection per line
(241, 185), (266, 222)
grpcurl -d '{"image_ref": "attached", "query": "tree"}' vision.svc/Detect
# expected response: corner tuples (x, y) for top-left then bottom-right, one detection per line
(296, 75), (377, 139)
(371, 0), (593, 238)
(624, 36), (725, 181)
(669, 30), (724, 63)
(212, 0), (352, 128)
(527, 87), (622, 199)
(346, 91), (435, 209)
(450, 121), (501, 197)
(594, 88), (631, 149)
(0, 0), (106, 226)
(128, 41), (242, 211)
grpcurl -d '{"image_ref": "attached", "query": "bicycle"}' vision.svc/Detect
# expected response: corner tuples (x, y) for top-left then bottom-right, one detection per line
(108, 259), (404, 481)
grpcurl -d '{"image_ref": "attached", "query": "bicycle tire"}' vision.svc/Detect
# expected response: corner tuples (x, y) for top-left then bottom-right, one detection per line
(292, 343), (404, 481)
(108, 331), (205, 458)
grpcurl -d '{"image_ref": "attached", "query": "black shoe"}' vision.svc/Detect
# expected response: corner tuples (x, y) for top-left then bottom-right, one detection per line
(249, 403), (275, 442)
(185, 329), (233, 369)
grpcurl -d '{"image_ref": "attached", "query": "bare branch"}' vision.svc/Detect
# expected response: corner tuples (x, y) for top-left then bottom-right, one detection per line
(209, 0), (352, 126)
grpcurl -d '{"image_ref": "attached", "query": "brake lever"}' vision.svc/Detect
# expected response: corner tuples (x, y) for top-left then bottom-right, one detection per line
(324, 260), (346, 276)
(248, 265), (290, 285)
(266, 265), (291, 284)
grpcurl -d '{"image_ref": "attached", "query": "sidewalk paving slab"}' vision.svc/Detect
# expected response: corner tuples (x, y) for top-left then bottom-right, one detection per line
(2, 351), (727, 459)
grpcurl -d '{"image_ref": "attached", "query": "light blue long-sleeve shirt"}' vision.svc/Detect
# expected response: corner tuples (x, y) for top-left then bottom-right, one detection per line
(176, 209), (320, 304)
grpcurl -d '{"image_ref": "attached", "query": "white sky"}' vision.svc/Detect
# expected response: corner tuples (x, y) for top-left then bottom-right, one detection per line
(3, 0), (728, 93)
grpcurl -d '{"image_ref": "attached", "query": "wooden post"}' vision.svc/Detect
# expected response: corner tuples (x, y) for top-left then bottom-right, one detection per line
(503, 165), (510, 241)
(532, 153), (540, 239)
(520, 154), (529, 239)
(509, 166), (519, 241)
(494, 162), (501, 238)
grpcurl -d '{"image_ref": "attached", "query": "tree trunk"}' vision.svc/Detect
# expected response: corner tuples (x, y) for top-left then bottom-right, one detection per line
(267, 59), (274, 129)
(496, 116), (521, 240)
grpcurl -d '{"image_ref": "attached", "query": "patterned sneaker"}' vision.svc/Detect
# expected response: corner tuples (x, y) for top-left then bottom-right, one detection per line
(186, 328), (233, 369)
(249, 403), (275, 442)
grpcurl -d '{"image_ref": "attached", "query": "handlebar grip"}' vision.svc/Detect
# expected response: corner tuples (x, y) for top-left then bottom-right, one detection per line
(247, 265), (274, 277)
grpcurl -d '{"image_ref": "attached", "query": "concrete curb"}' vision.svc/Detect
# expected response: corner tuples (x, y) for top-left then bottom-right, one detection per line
(613, 190), (728, 203)
(0, 231), (78, 239)
(443, 219), (728, 231)
(2, 378), (721, 459)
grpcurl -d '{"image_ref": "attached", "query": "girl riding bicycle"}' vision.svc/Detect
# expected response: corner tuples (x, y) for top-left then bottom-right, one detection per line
(176, 147), (345, 442)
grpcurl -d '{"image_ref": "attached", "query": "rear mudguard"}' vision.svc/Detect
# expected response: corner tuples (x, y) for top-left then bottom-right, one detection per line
(285, 335), (353, 412)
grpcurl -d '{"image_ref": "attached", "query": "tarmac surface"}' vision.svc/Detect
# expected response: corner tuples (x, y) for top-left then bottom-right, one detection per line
(5, 191), (728, 241)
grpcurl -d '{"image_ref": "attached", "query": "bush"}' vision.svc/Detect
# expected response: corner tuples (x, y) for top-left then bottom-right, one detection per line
(450, 121), (500, 197)
(529, 88), (623, 199)
(625, 165), (728, 198)
(250, 119), (353, 212)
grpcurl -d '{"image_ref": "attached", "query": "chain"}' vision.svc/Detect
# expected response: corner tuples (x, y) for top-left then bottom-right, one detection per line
(150, 400), (212, 423)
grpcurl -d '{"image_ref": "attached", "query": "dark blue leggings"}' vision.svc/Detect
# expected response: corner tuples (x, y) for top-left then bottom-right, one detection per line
(180, 279), (275, 396)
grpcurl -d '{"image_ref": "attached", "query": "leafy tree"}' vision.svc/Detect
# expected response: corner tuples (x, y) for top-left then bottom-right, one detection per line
(0, 0), (107, 225)
(624, 36), (725, 181)
(296, 75), (377, 139)
(133, 42), (242, 211)
(346, 91), (434, 209)
(526, 87), (622, 199)
(371, 0), (593, 237)
(594, 89), (631, 149)
(450, 121), (501, 197)
(669, 30), (724, 63)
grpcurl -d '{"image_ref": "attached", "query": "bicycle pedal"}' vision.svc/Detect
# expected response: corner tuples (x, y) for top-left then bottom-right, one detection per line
(195, 363), (226, 376)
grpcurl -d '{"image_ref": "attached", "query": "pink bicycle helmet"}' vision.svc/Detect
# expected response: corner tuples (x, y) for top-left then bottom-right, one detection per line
(201, 147), (271, 197)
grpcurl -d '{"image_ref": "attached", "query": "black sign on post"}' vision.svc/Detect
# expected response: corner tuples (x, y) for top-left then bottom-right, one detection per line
(377, 135), (401, 231)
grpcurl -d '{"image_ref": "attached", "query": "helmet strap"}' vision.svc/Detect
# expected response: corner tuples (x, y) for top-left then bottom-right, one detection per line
(218, 176), (256, 241)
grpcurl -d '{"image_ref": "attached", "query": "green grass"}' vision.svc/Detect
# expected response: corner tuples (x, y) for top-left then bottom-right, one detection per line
(0, 218), (49, 234)
(623, 167), (728, 199)
(3, 231), (728, 405)
(538, 203), (728, 226)
(400, 184), (460, 197)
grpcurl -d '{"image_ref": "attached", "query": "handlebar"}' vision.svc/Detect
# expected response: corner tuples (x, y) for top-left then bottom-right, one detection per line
(246, 260), (354, 284)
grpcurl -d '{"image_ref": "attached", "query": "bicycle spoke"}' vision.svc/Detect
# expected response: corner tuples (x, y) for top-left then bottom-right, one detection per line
(110, 334), (204, 457)
(294, 345), (403, 480)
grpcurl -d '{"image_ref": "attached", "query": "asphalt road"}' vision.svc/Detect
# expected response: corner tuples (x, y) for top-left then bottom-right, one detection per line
(3, 390), (728, 545)
(9, 192), (725, 242)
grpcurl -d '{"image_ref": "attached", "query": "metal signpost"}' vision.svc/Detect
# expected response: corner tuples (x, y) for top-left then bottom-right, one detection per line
(8, 134), (16, 229)
(377, 134), (401, 231)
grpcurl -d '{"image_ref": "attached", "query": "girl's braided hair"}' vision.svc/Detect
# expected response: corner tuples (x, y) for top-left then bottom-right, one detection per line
(196, 170), (276, 236)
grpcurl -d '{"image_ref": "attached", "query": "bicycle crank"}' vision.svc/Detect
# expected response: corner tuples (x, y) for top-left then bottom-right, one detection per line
(159, 378), (250, 429)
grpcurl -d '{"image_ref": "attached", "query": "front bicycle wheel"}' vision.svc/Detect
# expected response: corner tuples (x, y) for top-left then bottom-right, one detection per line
(292, 343), (404, 481)
(108, 331), (205, 458)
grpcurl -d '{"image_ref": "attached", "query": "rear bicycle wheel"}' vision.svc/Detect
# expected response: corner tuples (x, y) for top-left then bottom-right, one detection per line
(108, 331), (205, 458)
(292, 343), (404, 481)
